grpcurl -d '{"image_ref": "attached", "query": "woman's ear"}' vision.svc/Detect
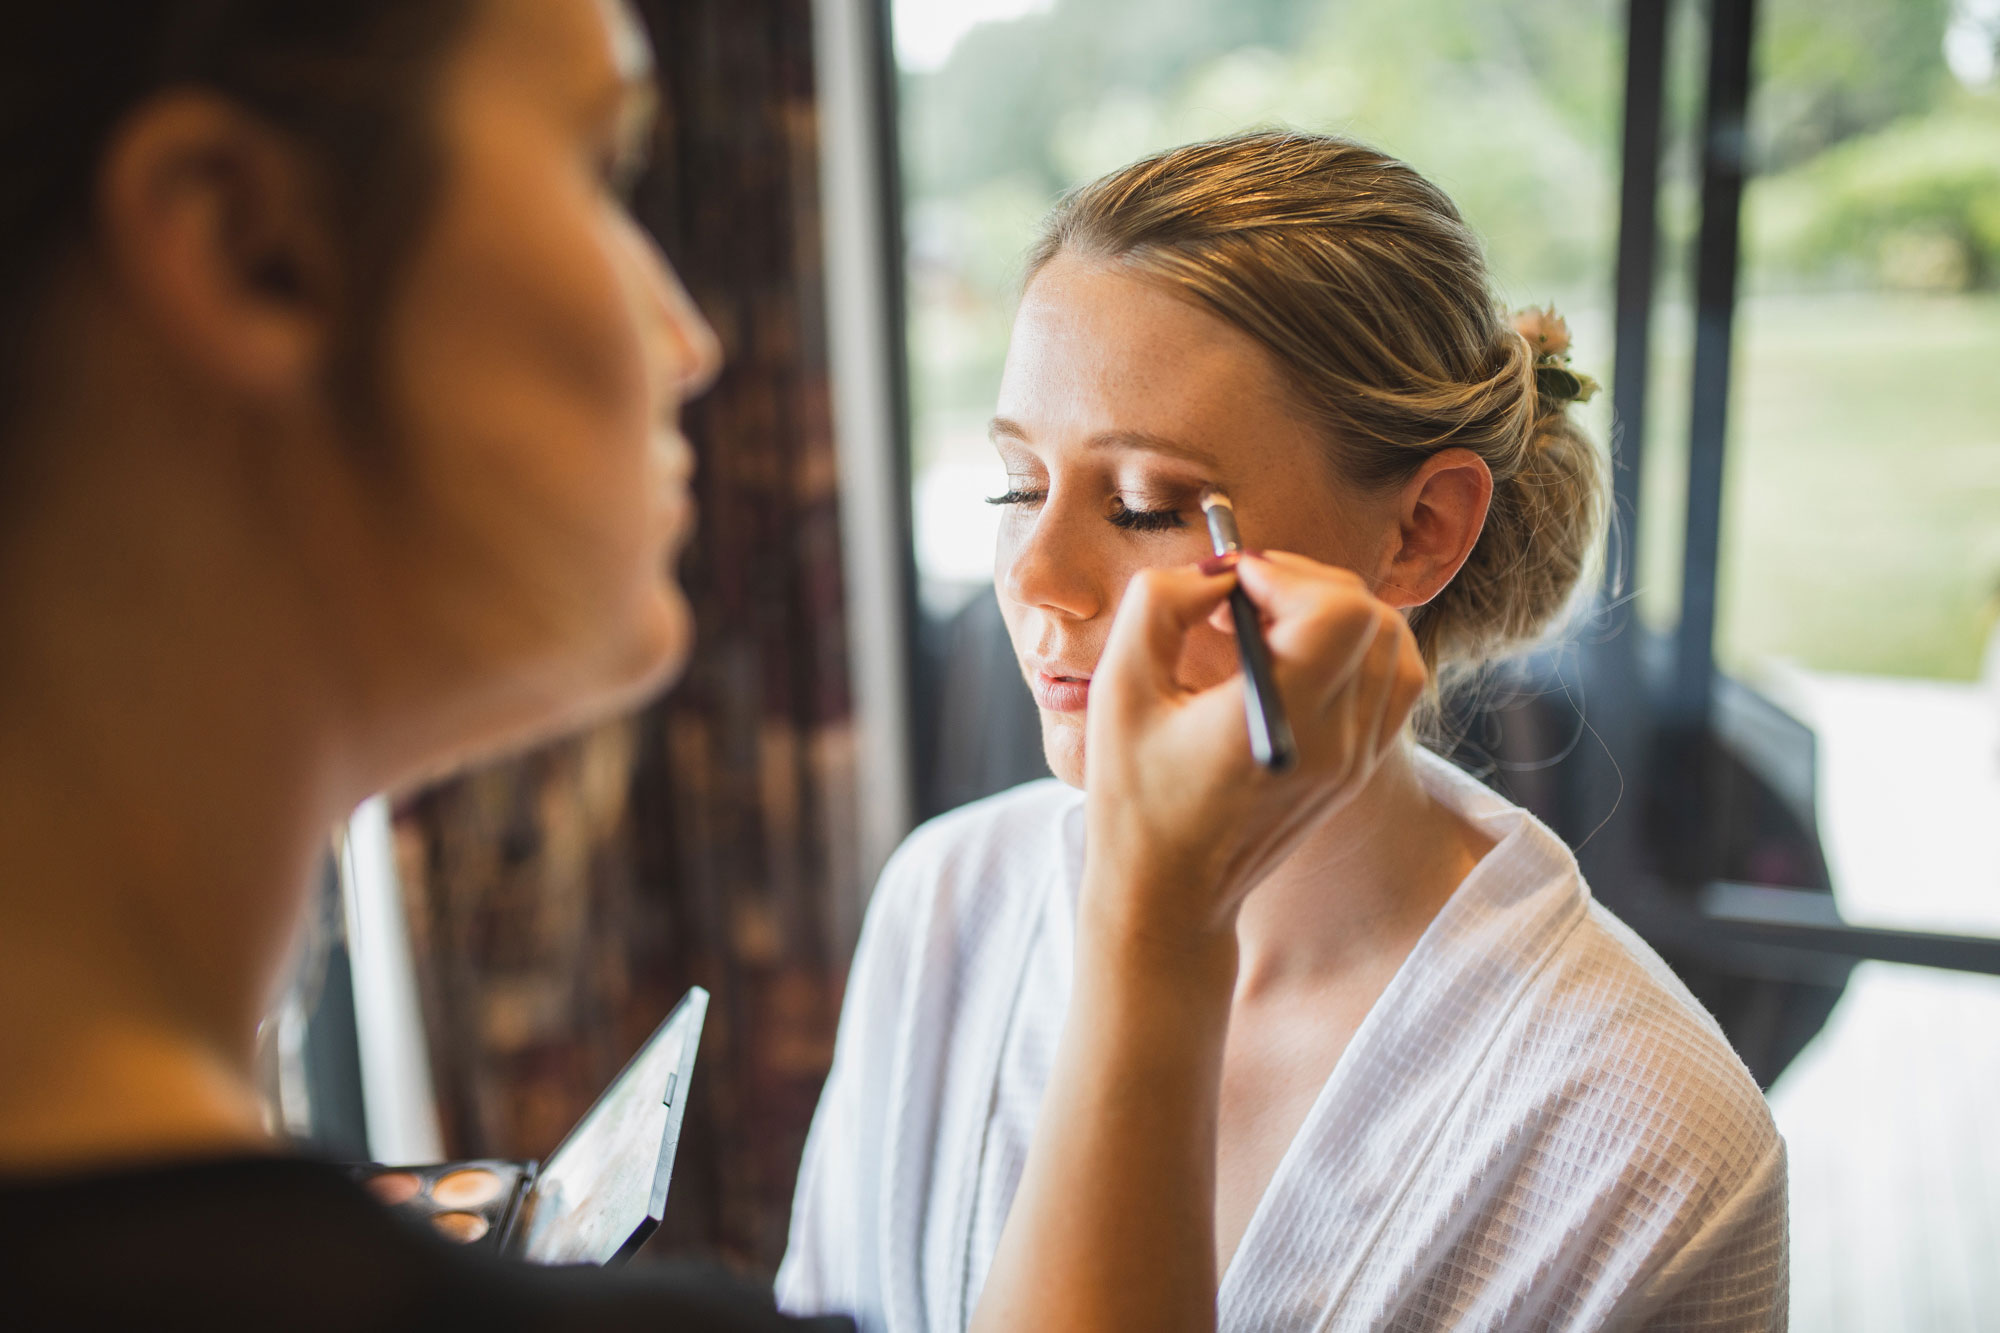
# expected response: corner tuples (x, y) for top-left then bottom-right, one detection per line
(96, 92), (341, 401)
(1376, 447), (1493, 610)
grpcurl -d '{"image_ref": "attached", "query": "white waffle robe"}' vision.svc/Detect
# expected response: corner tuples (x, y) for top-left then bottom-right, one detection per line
(777, 750), (1787, 1331)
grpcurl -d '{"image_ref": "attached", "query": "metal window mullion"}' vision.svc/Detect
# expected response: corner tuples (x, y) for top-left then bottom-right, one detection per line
(1607, 0), (1673, 618)
(1670, 0), (1759, 733)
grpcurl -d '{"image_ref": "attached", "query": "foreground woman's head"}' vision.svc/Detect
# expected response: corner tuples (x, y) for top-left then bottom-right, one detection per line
(0, 1), (721, 1037)
(0, 0), (720, 795)
(993, 131), (1606, 786)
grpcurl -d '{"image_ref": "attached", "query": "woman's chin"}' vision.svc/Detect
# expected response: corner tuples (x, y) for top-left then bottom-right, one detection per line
(597, 580), (694, 711)
(418, 582), (692, 787)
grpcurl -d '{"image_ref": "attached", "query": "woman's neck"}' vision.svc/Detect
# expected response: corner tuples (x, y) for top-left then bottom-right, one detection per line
(0, 707), (316, 1175)
(0, 414), (357, 1174)
(1231, 742), (1491, 998)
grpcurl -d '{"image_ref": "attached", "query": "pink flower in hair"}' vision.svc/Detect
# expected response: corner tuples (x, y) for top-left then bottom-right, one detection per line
(1512, 305), (1572, 359)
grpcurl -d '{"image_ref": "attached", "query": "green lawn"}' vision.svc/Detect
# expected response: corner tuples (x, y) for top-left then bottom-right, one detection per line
(1635, 292), (2000, 682)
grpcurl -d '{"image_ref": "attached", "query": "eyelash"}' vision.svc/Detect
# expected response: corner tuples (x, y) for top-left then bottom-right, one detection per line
(985, 489), (1188, 533)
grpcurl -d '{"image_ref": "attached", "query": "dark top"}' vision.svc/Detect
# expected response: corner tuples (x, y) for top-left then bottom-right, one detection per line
(0, 1156), (854, 1332)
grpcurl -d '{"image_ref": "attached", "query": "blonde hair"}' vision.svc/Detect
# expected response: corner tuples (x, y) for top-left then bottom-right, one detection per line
(1027, 130), (1607, 676)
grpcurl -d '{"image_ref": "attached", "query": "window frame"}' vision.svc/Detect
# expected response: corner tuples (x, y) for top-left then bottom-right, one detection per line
(1612, 0), (2000, 976)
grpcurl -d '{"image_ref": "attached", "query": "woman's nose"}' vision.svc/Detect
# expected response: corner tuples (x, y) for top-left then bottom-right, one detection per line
(999, 504), (1102, 622)
(655, 259), (723, 399)
(627, 226), (723, 403)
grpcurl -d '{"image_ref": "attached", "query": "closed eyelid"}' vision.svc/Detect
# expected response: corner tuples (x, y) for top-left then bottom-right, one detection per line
(1107, 495), (1188, 531)
(984, 428), (1214, 526)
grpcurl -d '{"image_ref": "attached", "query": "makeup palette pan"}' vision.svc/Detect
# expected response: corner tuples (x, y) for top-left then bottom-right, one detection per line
(357, 1160), (532, 1249)
(350, 986), (709, 1266)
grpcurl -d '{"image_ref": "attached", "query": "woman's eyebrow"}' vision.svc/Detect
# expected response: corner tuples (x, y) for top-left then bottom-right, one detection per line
(988, 416), (1221, 469)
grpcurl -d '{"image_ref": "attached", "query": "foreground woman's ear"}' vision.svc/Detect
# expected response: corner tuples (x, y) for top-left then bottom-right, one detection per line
(1376, 447), (1494, 610)
(96, 92), (341, 401)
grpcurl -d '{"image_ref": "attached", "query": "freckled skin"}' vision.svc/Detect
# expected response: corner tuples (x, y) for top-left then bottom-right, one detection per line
(992, 252), (1402, 788)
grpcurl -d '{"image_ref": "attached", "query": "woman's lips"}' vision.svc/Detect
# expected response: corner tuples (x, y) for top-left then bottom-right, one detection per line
(1033, 672), (1091, 713)
(655, 430), (698, 557)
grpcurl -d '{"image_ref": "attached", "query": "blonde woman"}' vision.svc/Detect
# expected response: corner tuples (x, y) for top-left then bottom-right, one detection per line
(778, 133), (1785, 1332)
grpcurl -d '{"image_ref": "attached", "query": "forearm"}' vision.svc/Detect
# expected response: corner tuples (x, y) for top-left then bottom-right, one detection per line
(970, 895), (1237, 1333)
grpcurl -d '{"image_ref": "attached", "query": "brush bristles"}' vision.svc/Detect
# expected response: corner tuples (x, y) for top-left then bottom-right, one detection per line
(1199, 487), (1233, 512)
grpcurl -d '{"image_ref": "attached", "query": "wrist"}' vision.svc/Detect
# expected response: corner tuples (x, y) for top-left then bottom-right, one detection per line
(1076, 857), (1239, 998)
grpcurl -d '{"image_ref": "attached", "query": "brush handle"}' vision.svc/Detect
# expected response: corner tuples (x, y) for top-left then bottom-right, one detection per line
(1226, 585), (1298, 774)
(1205, 499), (1296, 773)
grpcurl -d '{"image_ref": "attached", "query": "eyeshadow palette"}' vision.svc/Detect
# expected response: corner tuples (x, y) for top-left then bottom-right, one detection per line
(351, 986), (707, 1267)
(357, 1159), (536, 1250)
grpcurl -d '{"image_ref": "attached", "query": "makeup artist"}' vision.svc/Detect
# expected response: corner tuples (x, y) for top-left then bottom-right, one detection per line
(0, 1), (828, 1327)
(0, 1), (1426, 1329)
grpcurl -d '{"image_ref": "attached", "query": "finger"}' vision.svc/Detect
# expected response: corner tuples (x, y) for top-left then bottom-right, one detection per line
(1277, 605), (1402, 783)
(1218, 555), (1401, 772)
(1245, 548), (1345, 575)
(1233, 556), (1379, 687)
(1096, 564), (1237, 707)
(1232, 551), (1368, 624)
(1274, 597), (1381, 726)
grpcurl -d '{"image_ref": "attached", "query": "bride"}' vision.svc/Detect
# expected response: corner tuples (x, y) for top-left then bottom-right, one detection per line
(778, 131), (1785, 1332)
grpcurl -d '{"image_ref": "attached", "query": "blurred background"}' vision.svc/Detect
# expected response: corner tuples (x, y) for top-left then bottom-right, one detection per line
(269, 1), (2000, 1327)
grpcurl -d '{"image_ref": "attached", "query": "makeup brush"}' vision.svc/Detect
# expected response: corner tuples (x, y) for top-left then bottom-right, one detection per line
(1200, 489), (1298, 774)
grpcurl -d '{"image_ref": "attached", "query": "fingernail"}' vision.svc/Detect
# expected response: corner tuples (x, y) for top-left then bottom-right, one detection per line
(1198, 555), (1239, 576)
(1238, 547), (1267, 560)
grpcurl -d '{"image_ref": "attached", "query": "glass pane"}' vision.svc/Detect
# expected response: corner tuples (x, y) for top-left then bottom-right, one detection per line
(893, 0), (1625, 615)
(1727, 0), (2000, 1324)
(1725, 0), (2000, 929)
